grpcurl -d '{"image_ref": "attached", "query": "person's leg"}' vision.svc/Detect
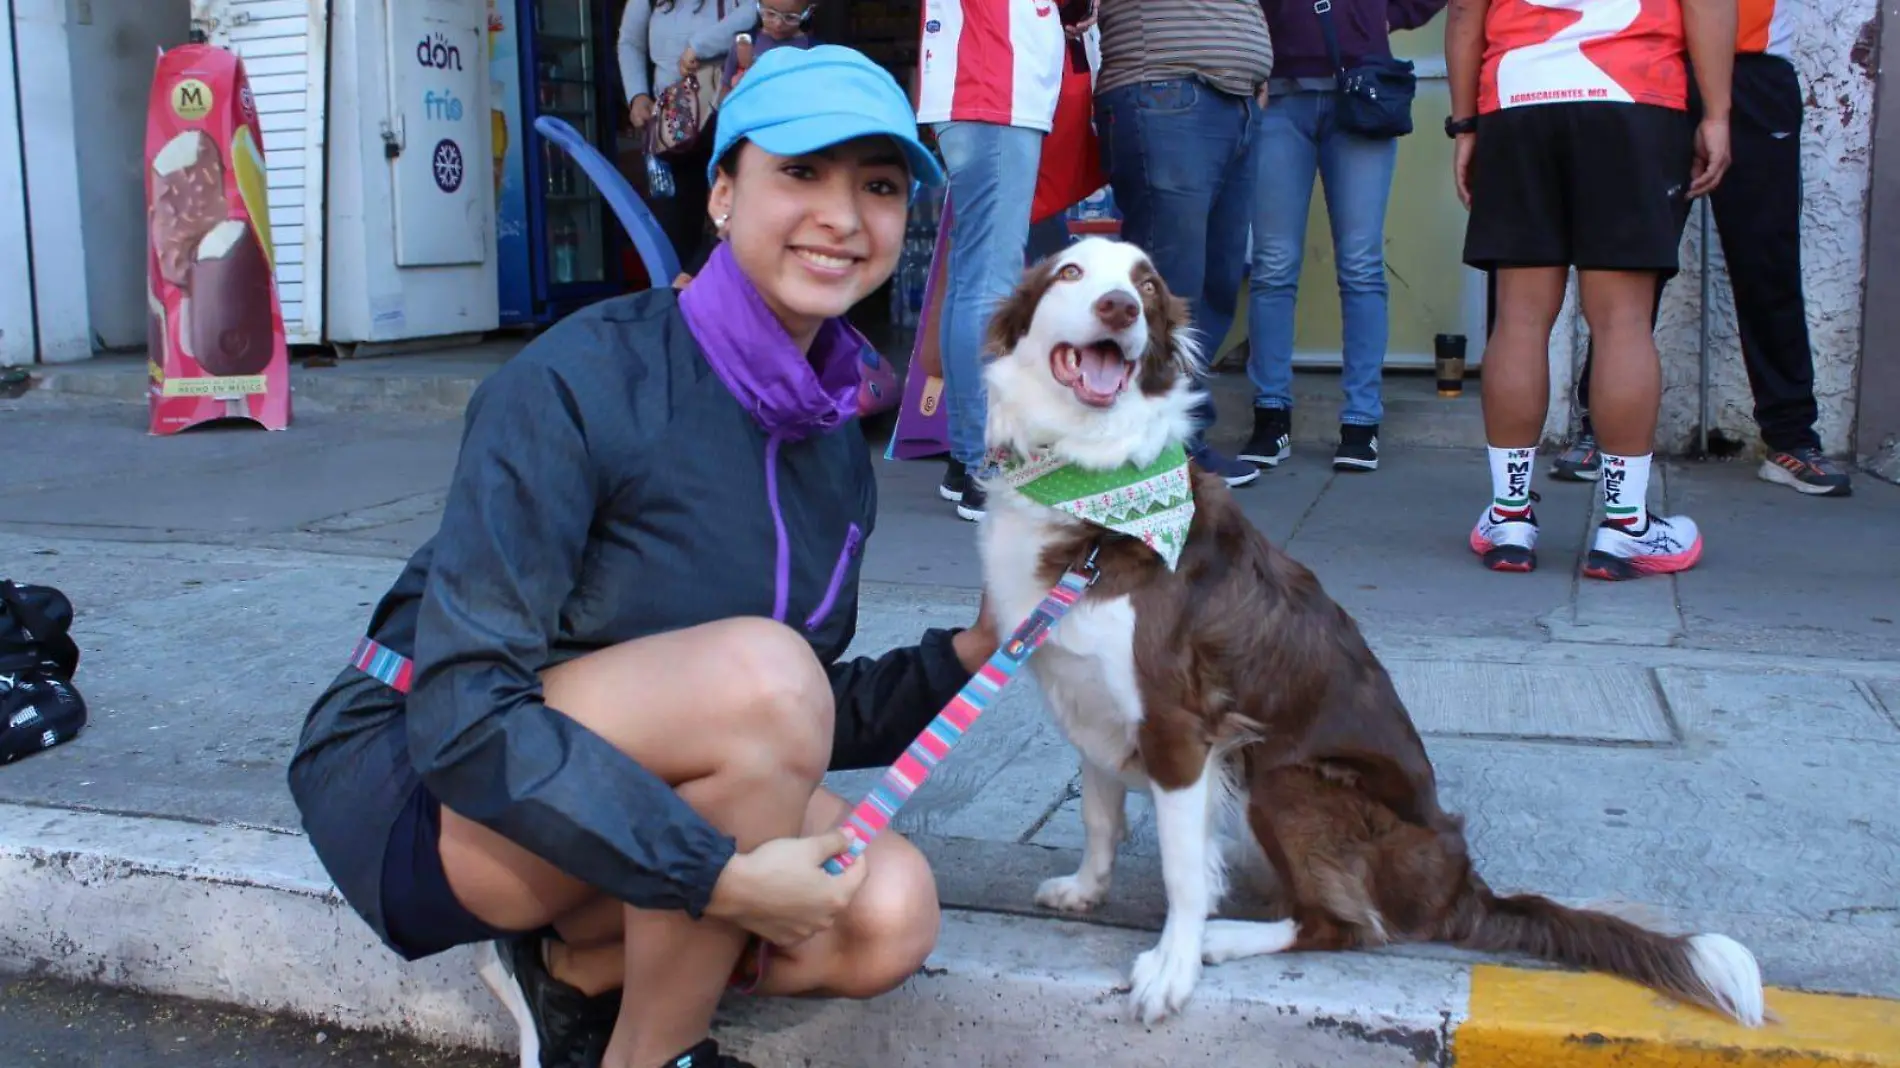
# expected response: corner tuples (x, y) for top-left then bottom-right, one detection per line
(934, 120), (1043, 519)
(1712, 55), (1849, 495)
(1314, 99), (1399, 471)
(436, 617), (939, 1068)
(1239, 92), (1321, 467)
(1553, 273), (1666, 481)
(1099, 77), (1257, 485)
(1460, 104), (1568, 572)
(1568, 104), (1704, 580)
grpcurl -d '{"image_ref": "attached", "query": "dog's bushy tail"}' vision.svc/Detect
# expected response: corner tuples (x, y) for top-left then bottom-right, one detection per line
(1453, 886), (1766, 1027)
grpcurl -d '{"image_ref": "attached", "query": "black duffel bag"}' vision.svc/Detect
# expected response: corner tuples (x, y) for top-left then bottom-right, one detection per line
(1, 580), (88, 766)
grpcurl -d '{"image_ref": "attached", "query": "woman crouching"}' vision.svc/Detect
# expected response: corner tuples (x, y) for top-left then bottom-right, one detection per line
(288, 45), (989, 1068)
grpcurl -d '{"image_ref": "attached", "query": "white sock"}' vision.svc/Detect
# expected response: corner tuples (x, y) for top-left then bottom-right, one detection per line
(1487, 446), (1537, 521)
(1601, 453), (1652, 532)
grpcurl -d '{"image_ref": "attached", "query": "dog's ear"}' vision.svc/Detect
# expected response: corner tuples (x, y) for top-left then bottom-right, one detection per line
(984, 256), (1060, 358)
(1135, 264), (1201, 396)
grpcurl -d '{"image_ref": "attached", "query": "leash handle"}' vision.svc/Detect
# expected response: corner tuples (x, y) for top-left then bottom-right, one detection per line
(823, 553), (1098, 875)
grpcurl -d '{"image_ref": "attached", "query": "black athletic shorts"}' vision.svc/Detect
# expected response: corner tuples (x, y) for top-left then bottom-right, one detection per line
(1462, 102), (1695, 279)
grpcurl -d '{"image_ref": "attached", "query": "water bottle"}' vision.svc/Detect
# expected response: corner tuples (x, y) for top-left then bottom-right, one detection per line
(646, 154), (675, 199)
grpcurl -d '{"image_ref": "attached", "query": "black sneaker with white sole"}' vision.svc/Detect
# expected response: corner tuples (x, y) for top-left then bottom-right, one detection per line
(1238, 407), (1291, 467)
(941, 459), (988, 520)
(1333, 424), (1379, 472)
(479, 933), (619, 1068)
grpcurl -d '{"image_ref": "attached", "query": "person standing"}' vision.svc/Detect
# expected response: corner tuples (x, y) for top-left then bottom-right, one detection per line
(1093, 0), (1276, 487)
(1449, 0), (1733, 580)
(1546, 0), (1852, 498)
(915, 0), (1070, 520)
(1238, 0), (1448, 474)
(619, 0), (760, 270)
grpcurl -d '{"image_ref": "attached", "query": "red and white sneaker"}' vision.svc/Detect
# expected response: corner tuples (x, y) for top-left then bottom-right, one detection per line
(1470, 498), (1539, 572)
(1582, 514), (1703, 581)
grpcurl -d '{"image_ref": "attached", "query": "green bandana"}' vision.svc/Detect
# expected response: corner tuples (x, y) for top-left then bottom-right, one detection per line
(986, 442), (1197, 570)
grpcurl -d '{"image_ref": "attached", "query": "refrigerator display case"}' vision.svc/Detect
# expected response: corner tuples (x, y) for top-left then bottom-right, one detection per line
(504, 0), (633, 323)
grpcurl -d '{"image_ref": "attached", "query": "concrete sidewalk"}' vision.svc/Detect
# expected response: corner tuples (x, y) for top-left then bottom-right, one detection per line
(1, 387), (1897, 1065)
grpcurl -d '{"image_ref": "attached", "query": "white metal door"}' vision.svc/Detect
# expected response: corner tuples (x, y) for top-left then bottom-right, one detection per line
(383, 0), (486, 267)
(200, 0), (329, 346)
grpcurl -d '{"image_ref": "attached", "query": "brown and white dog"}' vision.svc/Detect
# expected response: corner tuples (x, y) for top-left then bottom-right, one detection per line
(972, 236), (1766, 1027)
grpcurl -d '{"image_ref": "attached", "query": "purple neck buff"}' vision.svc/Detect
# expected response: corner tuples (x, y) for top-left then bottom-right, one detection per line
(677, 241), (865, 441)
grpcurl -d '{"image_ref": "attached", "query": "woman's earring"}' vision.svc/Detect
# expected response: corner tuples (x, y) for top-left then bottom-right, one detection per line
(714, 213), (730, 235)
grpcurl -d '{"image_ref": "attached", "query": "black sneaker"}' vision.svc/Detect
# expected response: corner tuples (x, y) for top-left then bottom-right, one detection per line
(956, 479), (987, 521)
(1333, 424), (1379, 472)
(1238, 407), (1291, 467)
(939, 459), (970, 503)
(480, 933), (619, 1068)
(1758, 446), (1853, 497)
(663, 1038), (760, 1068)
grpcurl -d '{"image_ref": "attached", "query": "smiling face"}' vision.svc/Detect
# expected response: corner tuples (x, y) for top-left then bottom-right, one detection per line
(757, 0), (811, 39)
(708, 136), (910, 349)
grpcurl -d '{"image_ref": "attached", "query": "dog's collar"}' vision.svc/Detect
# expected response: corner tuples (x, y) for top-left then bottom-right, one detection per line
(985, 443), (1196, 571)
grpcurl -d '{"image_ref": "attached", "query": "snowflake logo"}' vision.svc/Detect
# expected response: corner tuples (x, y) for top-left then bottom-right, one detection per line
(432, 138), (464, 193)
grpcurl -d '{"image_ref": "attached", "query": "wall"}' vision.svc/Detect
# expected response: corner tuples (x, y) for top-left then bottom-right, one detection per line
(13, 0), (90, 362)
(66, 0), (190, 351)
(1543, 0), (1881, 458)
(0, 0), (35, 366)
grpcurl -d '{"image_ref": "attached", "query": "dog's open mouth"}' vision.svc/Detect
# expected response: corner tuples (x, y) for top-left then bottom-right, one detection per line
(1050, 341), (1133, 408)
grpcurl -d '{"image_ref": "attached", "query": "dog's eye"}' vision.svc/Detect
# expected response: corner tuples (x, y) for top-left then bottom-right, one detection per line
(1139, 278), (1159, 295)
(1058, 263), (1084, 282)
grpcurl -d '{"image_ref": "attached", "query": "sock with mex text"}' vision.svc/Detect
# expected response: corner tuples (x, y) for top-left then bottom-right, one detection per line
(1600, 452), (1652, 532)
(1487, 445), (1537, 522)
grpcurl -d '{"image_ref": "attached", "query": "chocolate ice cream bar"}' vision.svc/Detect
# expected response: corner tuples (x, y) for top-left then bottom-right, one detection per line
(150, 130), (229, 289)
(186, 218), (276, 377)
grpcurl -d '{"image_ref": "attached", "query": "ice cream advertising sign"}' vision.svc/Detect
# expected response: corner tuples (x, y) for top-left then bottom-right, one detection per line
(144, 43), (291, 435)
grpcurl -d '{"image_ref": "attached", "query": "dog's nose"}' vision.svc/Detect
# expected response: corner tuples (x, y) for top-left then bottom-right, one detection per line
(1094, 291), (1140, 331)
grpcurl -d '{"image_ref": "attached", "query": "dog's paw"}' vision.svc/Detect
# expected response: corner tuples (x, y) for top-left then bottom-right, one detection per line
(1128, 943), (1201, 1025)
(1035, 873), (1107, 913)
(1202, 919), (1297, 965)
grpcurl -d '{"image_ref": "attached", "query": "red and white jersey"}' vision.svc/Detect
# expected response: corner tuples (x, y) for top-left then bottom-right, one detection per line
(1479, 0), (1688, 114)
(1737, 0), (1798, 58)
(915, 0), (1067, 132)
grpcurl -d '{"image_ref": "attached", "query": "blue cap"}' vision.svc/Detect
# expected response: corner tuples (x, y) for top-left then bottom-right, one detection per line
(707, 44), (945, 190)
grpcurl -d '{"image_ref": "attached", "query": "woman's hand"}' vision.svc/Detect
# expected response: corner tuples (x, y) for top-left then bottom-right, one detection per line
(679, 47), (699, 75)
(705, 829), (871, 947)
(628, 94), (654, 129)
(951, 593), (1001, 673)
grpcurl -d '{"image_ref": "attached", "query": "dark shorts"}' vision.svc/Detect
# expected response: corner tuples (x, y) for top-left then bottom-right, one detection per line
(381, 770), (516, 961)
(1462, 102), (1695, 279)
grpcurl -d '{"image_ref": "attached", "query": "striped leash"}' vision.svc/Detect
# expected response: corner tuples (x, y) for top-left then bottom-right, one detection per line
(342, 547), (1103, 877)
(822, 545), (1100, 875)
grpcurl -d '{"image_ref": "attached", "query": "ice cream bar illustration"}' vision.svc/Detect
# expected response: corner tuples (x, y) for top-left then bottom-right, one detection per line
(186, 218), (276, 376)
(150, 129), (228, 288)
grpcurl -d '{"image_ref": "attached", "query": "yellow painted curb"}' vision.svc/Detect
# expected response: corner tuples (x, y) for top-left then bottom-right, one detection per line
(1455, 963), (1900, 1067)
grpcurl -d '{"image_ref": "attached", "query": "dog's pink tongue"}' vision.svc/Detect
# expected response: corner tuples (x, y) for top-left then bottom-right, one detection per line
(1078, 346), (1125, 395)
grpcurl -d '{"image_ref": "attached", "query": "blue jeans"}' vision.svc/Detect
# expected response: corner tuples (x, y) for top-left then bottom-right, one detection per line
(1097, 78), (1255, 449)
(933, 121), (1044, 468)
(1246, 90), (1398, 426)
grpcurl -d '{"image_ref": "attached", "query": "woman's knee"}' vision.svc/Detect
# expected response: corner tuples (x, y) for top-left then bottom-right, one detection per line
(705, 617), (834, 784)
(830, 839), (941, 999)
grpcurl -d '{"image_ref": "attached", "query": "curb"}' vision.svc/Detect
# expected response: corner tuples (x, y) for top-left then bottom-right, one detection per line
(3, 803), (1894, 1067)
(18, 354), (1490, 449)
